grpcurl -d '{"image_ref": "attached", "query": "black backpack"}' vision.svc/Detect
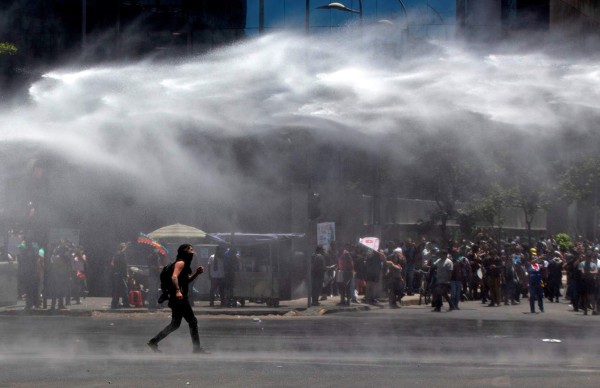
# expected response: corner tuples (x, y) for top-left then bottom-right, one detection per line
(159, 262), (176, 295)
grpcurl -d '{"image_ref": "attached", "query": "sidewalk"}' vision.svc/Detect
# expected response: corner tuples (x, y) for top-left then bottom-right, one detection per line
(0, 294), (422, 317)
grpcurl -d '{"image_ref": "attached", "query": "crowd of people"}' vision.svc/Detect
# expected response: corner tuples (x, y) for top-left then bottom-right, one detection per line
(12, 238), (88, 311)
(310, 235), (600, 315)
(9, 232), (600, 317)
(109, 242), (241, 310)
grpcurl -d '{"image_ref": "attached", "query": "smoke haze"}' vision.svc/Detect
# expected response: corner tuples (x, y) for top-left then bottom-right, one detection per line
(1, 26), (599, 233)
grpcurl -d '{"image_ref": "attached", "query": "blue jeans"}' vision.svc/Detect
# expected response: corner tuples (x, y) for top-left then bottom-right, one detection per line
(450, 281), (462, 308)
(529, 283), (544, 313)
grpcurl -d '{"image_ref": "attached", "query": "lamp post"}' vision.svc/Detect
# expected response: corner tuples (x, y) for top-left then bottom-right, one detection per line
(81, 0), (87, 49)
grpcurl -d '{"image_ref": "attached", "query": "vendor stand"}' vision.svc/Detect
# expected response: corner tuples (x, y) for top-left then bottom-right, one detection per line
(207, 233), (304, 307)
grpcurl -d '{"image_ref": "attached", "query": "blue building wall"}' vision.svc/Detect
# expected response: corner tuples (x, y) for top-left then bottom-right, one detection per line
(245, 0), (457, 38)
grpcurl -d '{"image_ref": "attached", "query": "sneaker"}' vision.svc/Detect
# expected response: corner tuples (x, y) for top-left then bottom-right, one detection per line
(147, 341), (161, 353)
(193, 347), (210, 354)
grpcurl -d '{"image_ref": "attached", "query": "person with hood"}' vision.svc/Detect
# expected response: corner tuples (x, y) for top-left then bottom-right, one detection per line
(148, 244), (207, 353)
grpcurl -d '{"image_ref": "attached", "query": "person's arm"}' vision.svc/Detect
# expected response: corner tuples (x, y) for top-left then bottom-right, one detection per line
(172, 261), (185, 300)
(189, 266), (204, 282)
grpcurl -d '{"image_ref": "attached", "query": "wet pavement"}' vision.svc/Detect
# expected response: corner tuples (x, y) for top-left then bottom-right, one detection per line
(1, 295), (598, 387)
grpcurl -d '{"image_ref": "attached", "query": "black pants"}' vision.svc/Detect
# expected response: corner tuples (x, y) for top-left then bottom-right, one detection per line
(311, 275), (324, 305)
(388, 278), (404, 306)
(209, 278), (225, 306)
(111, 275), (130, 308)
(432, 283), (452, 309)
(149, 298), (200, 351)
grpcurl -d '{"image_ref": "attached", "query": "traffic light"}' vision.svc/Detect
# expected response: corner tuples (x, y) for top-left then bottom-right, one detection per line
(308, 192), (321, 220)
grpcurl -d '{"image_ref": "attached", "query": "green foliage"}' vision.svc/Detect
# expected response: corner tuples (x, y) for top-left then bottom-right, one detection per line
(0, 42), (17, 56)
(464, 185), (516, 228)
(559, 157), (600, 205)
(554, 233), (572, 252)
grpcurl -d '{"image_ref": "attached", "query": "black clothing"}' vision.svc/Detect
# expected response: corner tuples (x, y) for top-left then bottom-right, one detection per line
(149, 258), (202, 352)
(365, 252), (382, 283)
(110, 251), (130, 309)
(311, 253), (326, 305)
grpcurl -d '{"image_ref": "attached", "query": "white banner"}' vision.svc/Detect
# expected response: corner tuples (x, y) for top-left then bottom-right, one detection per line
(359, 237), (380, 251)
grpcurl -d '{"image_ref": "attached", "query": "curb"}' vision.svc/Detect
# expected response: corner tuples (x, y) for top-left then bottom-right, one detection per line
(0, 296), (422, 317)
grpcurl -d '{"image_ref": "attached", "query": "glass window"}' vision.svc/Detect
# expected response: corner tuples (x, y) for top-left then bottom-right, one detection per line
(244, 0), (456, 37)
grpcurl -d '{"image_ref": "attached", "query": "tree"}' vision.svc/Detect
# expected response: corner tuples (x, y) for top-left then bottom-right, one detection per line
(559, 157), (600, 205)
(559, 157), (600, 240)
(411, 133), (481, 247)
(554, 233), (572, 252)
(463, 185), (515, 246)
(510, 180), (551, 246)
(0, 42), (17, 56)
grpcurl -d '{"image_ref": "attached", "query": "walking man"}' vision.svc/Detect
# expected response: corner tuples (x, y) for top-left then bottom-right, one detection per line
(148, 244), (207, 353)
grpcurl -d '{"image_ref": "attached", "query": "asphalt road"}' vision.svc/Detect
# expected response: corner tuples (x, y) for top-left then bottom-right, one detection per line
(1, 300), (598, 387)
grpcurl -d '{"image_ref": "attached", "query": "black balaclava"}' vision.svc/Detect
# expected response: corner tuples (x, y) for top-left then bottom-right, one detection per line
(177, 243), (194, 267)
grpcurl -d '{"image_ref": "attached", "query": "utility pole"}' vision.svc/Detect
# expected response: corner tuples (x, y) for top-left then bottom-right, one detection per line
(81, 0), (87, 49)
(259, 0), (265, 33)
(306, 0), (310, 34)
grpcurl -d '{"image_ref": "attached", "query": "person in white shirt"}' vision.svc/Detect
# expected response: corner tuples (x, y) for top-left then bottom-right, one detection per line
(207, 246), (225, 307)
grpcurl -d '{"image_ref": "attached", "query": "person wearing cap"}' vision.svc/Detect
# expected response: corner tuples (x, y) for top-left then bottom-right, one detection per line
(526, 257), (544, 313)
